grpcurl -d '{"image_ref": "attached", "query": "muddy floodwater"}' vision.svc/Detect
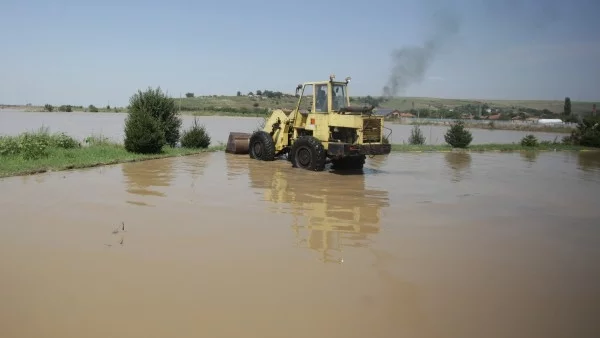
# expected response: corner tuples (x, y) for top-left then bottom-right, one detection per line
(0, 109), (568, 145)
(1, 151), (600, 338)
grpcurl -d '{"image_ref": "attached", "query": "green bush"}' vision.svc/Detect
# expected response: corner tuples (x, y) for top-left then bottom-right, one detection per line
(444, 121), (473, 148)
(51, 132), (80, 149)
(0, 128), (81, 159)
(180, 117), (211, 148)
(408, 125), (426, 145)
(0, 137), (20, 156)
(58, 105), (72, 112)
(562, 116), (600, 147)
(124, 108), (166, 154)
(19, 132), (51, 160)
(84, 134), (113, 147)
(520, 134), (539, 147)
(127, 87), (182, 147)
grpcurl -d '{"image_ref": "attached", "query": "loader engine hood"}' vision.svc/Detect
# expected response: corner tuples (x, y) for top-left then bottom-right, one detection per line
(338, 105), (376, 114)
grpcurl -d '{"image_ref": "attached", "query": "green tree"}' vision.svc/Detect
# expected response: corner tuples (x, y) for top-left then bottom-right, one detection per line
(564, 97), (571, 116)
(563, 116), (600, 147)
(127, 87), (182, 147)
(185, 92), (194, 98)
(58, 105), (72, 112)
(444, 121), (473, 148)
(123, 109), (166, 154)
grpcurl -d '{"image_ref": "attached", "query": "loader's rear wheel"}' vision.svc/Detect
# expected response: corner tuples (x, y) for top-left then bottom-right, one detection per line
(249, 131), (275, 161)
(289, 136), (326, 171)
(331, 155), (366, 170)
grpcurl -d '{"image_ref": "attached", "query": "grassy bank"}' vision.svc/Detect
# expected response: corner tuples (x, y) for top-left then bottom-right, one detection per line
(389, 143), (593, 152)
(1, 125), (596, 179)
(0, 130), (223, 178)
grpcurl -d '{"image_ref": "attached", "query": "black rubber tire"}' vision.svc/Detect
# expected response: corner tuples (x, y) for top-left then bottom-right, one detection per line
(249, 131), (276, 161)
(331, 155), (366, 170)
(289, 136), (326, 171)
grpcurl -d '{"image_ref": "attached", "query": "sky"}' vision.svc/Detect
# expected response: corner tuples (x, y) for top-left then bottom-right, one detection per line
(1, 0), (599, 107)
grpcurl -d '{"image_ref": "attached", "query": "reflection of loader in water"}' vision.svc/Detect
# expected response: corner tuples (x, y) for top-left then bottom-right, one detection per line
(241, 155), (390, 263)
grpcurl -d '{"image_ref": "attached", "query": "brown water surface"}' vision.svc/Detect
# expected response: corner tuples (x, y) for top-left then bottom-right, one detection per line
(1, 151), (599, 338)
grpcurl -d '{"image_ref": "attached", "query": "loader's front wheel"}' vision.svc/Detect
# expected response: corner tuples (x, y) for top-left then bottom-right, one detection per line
(289, 136), (326, 171)
(249, 131), (276, 161)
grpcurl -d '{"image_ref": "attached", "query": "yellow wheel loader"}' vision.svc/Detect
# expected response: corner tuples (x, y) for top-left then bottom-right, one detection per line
(226, 75), (391, 171)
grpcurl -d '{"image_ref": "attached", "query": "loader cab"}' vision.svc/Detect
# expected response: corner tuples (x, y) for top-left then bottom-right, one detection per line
(295, 76), (351, 114)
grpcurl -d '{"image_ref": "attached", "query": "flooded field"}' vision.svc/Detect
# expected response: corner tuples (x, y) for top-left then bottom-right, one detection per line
(0, 109), (568, 145)
(1, 150), (599, 338)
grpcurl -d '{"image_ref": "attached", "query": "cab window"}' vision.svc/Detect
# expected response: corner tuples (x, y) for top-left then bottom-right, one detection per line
(315, 84), (328, 112)
(332, 84), (348, 111)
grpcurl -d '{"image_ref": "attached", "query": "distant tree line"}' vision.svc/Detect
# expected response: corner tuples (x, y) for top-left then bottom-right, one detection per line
(236, 89), (290, 99)
(350, 96), (388, 107)
(43, 103), (121, 113)
(178, 105), (269, 115)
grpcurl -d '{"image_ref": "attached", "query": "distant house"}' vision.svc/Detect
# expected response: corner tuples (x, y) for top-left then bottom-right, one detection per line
(525, 117), (540, 123)
(373, 108), (396, 116)
(373, 108), (401, 118)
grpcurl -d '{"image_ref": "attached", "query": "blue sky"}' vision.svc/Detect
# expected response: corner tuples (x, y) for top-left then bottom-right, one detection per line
(1, 0), (599, 107)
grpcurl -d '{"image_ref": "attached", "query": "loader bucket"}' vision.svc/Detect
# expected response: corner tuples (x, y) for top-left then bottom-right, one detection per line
(225, 132), (251, 154)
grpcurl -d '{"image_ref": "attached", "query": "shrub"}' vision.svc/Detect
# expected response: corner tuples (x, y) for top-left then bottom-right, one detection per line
(562, 116), (600, 147)
(444, 121), (473, 148)
(0, 137), (20, 156)
(124, 109), (166, 154)
(84, 134), (113, 147)
(127, 87), (182, 147)
(520, 134), (539, 147)
(408, 125), (426, 145)
(0, 127), (80, 159)
(51, 132), (80, 149)
(19, 132), (51, 160)
(58, 105), (72, 112)
(180, 117), (211, 148)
